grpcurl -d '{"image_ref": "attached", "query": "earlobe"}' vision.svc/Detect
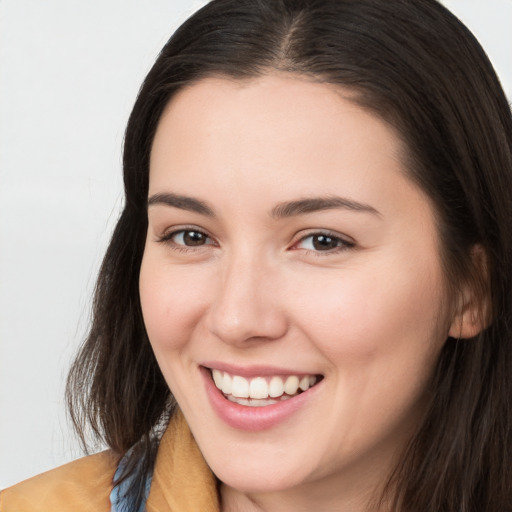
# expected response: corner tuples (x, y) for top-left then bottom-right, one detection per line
(448, 245), (491, 340)
(448, 305), (487, 339)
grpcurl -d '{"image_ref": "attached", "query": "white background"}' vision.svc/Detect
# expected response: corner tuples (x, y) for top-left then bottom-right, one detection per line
(1, 0), (511, 489)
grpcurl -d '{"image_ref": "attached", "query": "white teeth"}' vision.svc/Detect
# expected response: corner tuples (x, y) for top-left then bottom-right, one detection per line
(211, 370), (319, 402)
(249, 377), (269, 399)
(222, 373), (232, 394)
(227, 396), (280, 407)
(299, 375), (310, 391)
(231, 376), (249, 398)
(284, 375), (300, 395)
(212, 369), (223, 389)
(269, 376), (284, 398)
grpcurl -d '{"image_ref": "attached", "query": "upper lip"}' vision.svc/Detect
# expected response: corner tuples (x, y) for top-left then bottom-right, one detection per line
(201, 361), (321, 378)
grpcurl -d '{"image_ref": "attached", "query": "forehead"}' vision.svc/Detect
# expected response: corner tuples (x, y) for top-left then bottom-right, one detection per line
(152, 75), (400, 158)
(149, 74), (429, 221)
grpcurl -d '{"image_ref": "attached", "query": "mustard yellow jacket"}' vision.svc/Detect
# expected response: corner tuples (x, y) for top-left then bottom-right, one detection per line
(0, 412), (220, 512)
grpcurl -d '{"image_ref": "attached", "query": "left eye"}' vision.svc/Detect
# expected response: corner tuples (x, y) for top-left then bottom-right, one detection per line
(296, 233), (351, 252)
(169, 229), (212, 247)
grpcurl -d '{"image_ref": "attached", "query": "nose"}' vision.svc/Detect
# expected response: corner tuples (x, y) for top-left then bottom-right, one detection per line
(206, 251), (288, 347)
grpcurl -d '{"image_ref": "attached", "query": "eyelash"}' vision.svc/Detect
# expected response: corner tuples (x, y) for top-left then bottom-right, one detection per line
(291, 231), (355, 256)
(156, 227), (215, 253)
(156, 228), (355, 255)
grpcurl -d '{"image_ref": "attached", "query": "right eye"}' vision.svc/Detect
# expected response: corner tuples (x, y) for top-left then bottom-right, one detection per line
(158, 228), (215, 250)
(170, 229), (212, 246)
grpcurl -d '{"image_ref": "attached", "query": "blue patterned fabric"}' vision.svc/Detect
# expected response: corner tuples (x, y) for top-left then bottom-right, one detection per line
(110, 452), (152, 512)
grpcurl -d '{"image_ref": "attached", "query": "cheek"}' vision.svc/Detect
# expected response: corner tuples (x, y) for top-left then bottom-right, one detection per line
(291, 256), (447, 366)
(139, 250), (211, 353)
(286, 258), (448, 452)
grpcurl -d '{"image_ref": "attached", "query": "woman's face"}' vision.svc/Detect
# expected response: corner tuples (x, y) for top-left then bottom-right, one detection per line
(140, 75), (455, 500)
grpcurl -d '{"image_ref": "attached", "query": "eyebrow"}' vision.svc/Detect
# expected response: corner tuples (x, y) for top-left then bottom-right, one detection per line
(271, 196), (380, 218)
(147, 192), (214, 216)
(147, 192), (380, 218)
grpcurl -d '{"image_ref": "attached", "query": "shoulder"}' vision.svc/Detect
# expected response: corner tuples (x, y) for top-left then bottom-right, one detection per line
(0, 451), (119, 512)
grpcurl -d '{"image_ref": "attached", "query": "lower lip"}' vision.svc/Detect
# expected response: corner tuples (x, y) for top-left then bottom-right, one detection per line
(200, 366), (321, 431)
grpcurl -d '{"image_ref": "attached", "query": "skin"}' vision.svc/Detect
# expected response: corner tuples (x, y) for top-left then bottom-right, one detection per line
(139, 74), (465, 511)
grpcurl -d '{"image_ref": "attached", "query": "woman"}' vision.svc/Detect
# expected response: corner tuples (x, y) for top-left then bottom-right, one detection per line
(1, 0), (511, 510)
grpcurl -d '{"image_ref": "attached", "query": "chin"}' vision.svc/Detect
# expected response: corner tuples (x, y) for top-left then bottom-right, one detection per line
(199, 440), (319, 495)
(213, 464), (307, 494)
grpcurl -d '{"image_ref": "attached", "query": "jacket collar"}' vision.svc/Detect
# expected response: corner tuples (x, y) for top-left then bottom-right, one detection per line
(146, 410), (220, 511)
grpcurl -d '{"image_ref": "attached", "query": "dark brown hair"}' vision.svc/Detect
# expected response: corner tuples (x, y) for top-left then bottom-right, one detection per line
(67, 0), (512, 509)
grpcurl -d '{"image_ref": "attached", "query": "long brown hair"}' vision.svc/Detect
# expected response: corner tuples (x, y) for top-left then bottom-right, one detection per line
(67, 0), (512, 509)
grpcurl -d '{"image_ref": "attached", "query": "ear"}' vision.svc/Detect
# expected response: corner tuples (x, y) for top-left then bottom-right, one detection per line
(448, 245), (490, 339)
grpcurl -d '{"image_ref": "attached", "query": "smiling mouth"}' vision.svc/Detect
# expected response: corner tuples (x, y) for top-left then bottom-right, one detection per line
(209, 368), (324, 407)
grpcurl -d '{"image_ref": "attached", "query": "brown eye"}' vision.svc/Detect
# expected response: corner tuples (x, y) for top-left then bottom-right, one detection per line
(295, 232), (354, 253)
(170, 229), (212, 247)
(312, 234), (340, 251)
(183, 231), (207, 246)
